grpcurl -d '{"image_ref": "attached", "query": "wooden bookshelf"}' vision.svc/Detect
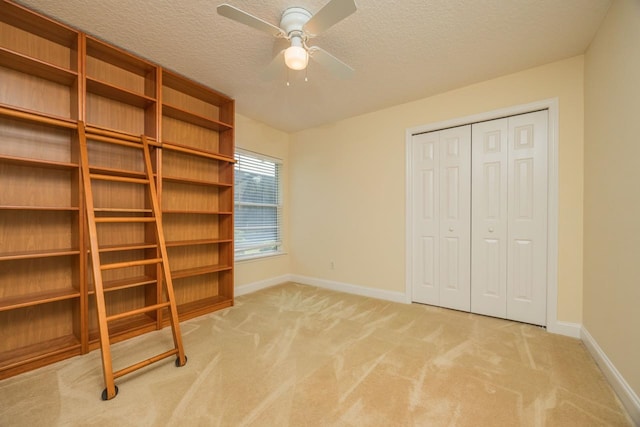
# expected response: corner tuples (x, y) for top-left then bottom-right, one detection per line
(84, 35), (158, 138)
(161, 70), (235, 321)
(0, 0), (234, 380)
(0, 0), (80, 121)
(0, 103), (82, 378)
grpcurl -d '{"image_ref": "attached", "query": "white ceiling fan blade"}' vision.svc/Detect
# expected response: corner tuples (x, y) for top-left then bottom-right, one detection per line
(217, 4), (285, 37)
(309, 47), (354, 79)
(304, 0), (357, 36)
(261, 50), (285, 81)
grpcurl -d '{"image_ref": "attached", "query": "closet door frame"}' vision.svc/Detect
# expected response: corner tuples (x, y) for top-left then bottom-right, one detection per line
(405, 98), (564, 334)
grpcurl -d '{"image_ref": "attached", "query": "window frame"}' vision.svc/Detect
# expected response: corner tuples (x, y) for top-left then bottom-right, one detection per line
(233, 148), (283, 261)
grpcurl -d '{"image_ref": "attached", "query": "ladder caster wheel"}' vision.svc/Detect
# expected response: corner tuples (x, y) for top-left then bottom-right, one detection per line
(101, 385), (118, 401)
(175, 355), (187, 367)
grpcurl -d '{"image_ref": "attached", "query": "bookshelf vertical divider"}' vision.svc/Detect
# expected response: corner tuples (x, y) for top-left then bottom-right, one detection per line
(0, 0), (234, 379)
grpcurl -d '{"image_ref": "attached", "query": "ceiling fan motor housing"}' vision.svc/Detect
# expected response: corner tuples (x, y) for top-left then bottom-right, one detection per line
(280, 7), (312, 38)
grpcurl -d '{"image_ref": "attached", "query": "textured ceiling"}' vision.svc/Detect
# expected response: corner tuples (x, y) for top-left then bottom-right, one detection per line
(16, 0), (611, 132)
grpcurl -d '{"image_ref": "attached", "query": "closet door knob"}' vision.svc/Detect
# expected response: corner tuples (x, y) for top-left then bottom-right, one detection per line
(449, 227), (454, 232)
(488, 227), (494, 233)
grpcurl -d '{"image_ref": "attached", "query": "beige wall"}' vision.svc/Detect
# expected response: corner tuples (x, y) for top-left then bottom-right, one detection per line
(233, 114), (291, 286)
(289, 56), (585, 323)
(584, 0), (640, 398)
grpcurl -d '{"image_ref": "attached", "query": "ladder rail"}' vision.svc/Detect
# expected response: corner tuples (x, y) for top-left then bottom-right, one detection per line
(78, 122), (117, 400)
(141, 135), (187, 366)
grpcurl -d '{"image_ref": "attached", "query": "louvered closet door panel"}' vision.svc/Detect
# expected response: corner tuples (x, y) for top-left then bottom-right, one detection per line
(471, 118), (509, 318)
(411, 131), (440, 305)
(438, 126), (471, 311)
(506, 110), (548, 325)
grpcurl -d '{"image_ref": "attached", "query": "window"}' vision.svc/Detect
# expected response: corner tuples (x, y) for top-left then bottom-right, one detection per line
(234, 150), (282, 260)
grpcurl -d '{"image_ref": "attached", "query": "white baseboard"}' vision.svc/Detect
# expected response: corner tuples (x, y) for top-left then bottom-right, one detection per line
(289, 274), (408, 304)
(235, 275), (582, 341)
(234, 274), (293, 297)
(581, 326), (640, 425)
(546, 320), (582, 338)
(234, 274), (407, 304)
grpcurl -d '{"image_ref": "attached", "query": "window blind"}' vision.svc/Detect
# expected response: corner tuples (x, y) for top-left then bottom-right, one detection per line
(234, 150), (282, 259)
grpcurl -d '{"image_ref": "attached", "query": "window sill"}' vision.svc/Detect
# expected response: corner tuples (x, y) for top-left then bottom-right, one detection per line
(235, 251), (287, 264)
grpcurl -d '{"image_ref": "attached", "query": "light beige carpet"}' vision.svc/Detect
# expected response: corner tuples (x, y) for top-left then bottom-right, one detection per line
(0, 282), (633, 426)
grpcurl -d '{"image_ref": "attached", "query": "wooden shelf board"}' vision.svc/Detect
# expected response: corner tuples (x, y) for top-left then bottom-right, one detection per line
(0, 154), (77, 170)
(162, 70), (232, 107)
(165, 238), (232, 248)
(0, 205), (79, 211)
(89, 313), (157, 344)
(162, 104), (232, 132)
(86, 36), (156, 76)
(0, 1), (78, 47)
(0, 103), (76, 128)
(0, 47), (78, 85)
(86, 77), (156, 108)
(0, 289), (81, 312)
(161, 141), (235, 163)
(162, 210), (232, 215)
(0, 335), (81, 372)
(172, 264), (233, 280)
(0, 248), (80, 261)
(162, 175), (232, 188)
(174, 296), (233, 321)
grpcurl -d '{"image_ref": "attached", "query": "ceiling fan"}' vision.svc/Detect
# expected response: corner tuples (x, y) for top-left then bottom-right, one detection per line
(217, 0), (357, 80)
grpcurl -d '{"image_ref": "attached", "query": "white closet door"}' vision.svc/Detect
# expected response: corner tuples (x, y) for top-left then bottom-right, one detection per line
(438, 127), (471, 311)
(471, 119), (509, 318)
(506, 110), (548, 325)
(471, 112), (548, 325)
(411, 126), (470, 310)
(411, 131), (440, 305)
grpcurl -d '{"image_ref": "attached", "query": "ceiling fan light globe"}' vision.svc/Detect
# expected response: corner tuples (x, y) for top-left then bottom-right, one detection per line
(284, 46), (308, 70)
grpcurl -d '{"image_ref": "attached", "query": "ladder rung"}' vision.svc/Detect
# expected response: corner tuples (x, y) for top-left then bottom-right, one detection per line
(90, 173), (149, 184)
(95, 217), (156, 223)
(113, 349), (179, 379)
(101, 258), (163, 270)
(106, 302), (171, 323)
(102, 275), (157, 292)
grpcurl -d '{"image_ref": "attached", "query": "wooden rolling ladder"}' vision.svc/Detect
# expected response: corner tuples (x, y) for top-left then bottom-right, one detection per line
(78, 122), (187, 400)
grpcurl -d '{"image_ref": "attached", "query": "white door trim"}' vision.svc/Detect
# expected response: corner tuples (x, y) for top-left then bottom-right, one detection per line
(405, 98), (562, 333)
